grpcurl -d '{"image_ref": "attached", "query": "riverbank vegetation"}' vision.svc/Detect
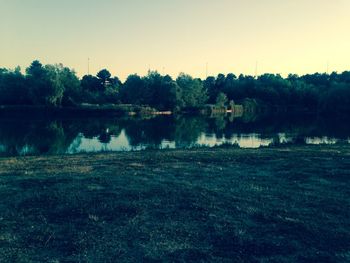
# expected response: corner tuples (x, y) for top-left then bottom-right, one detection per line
(1, 61), (350, 116)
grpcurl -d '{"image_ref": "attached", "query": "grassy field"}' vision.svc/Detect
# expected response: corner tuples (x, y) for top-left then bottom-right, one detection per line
(0, 146), (349, 262)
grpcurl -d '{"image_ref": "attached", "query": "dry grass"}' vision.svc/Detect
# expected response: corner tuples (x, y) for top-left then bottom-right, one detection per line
(0, 145), (349, 262)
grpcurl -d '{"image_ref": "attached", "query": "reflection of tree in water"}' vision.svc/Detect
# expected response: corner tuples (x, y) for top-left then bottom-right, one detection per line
(212, 115), (227, 138)
(67, 134), (83, 154)
(0, 120), (78, 156)
(76, 119), (122, 144)
(174, 116), (208, 147)
(122, 116), (176, 147)
(32, 122), (66, 153)
(0, 118), (126, 156)
(214, 116), (227, 131)
(205, 116), (227, 139)
(1, 115), (349, 156)
(98, 132), (112, 144)
(122, 115), (208, 148)
(290, 135), (307, 145)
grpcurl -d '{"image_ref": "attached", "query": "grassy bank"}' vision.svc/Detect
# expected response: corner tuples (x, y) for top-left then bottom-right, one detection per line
(0, 146), (349, 262)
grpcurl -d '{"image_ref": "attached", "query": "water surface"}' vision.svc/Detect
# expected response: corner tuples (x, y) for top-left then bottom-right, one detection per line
(0, 115), (349, 157)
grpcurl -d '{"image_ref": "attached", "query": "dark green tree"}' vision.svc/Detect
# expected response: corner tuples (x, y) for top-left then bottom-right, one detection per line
(216, 92), (228, 107)
(97, 69), (112, 86)
(0, 67), (28, 105)
(57, 65), (81, 105)
(26, 61), (65, 106)
(176, 73), (208, 107)
(120, 74), (146, 105)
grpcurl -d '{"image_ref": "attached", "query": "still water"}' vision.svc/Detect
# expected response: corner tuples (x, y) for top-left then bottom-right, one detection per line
(0, 115), (349, 157)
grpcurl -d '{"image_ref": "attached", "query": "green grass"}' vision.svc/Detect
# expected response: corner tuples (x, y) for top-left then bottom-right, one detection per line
(0, 146), (349, 262)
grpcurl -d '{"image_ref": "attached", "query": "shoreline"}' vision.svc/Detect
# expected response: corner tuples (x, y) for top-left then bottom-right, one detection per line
(1, 143), (349, 161)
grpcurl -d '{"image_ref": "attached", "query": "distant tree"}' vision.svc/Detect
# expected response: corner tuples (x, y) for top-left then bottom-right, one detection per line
(119, 71), (181, 110)
(156, 74), (181, 110)
(176, 73), (208, 107)
(141, 71), (180, 110)
(203, 76), (216, 103)
(120, 74), (146, 105)
(110, 76), (122, 88)
(287, 74), (299, 82)
(43, 65), (65, 106)
(81, 75), (102, 92)
(319, 82), (350, 115)
(256, 74), (290, 104)
(0, 67), (28, 105)
(145, 71), (162, 107)
(301, 73), (330, 88)
(104, 77), (121, 104)
(97, 69), (112, 86)
(339, 71), (350, 83)
(25, 60), (45, 79)
(26, 61), (64, 106)
(216, 92), (228, 107)
(159, 75), (181, 110)
(57, 65), (81, 105)
(2, 59), (350, 115)
(25, 60), (48, 104)
(215, 74), (226, 94)
(223, 73), (237, 100)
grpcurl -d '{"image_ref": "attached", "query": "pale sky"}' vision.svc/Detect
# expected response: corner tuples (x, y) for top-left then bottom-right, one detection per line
(0, 0), (349, 79)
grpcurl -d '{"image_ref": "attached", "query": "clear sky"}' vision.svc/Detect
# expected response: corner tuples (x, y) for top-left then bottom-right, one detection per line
(1, 0), (349, 79)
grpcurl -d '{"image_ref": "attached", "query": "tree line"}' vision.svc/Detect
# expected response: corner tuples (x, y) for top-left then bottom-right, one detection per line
(1, 60), (350, 115)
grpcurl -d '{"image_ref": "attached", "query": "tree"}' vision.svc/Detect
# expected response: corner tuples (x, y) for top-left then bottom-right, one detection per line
(0, 67), (28, 105)
(144, 71), (162, 107)
(25, 60), (45, 79)
(97, 69), (111, 86)
(57, 65), (81, 105)
(143, 71), (180, 110)
(203, 76), (216, 103)
(151, 74), (181, 110)
(120, 74), (146, 105)
(215, 74), (226, 95)
(80, 70), (121, 104)
(159, 75), (181, 110)
(25, 61), (64, 106)
(43, 65), (65, 106)
(110, 76), (122, 88)
(319, 82), (350, 115)
(176, 73), (208, 107)
(216, 92), (228, 107)
(81, 75), (102, 92)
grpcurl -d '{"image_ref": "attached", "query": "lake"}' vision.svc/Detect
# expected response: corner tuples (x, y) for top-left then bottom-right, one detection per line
(0, 114), (349, 157)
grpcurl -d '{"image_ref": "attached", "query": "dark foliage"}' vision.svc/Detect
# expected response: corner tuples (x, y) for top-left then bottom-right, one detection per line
(1, 61), (350, 114)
